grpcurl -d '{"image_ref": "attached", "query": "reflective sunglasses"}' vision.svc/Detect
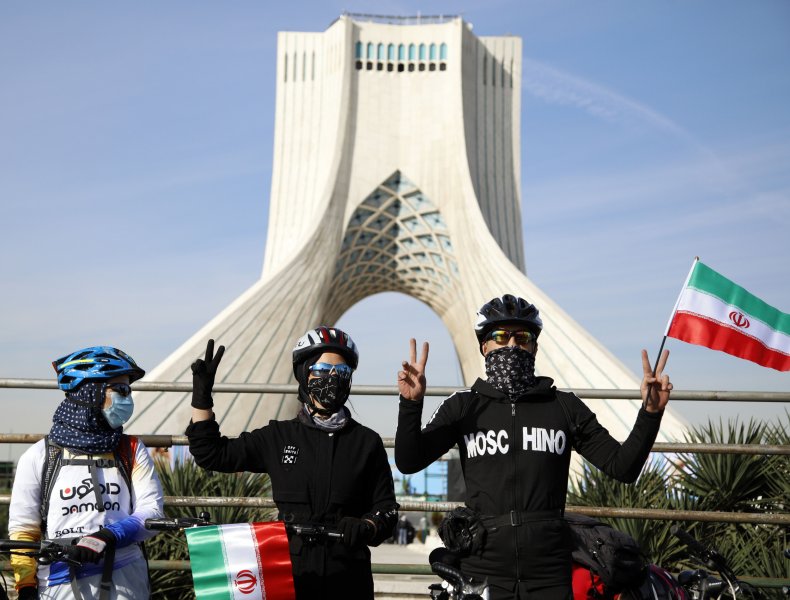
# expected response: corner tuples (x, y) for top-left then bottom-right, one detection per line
(486, 329), (535, 347)
(107, 382), (132, 396)
(308, 362), (353, 379)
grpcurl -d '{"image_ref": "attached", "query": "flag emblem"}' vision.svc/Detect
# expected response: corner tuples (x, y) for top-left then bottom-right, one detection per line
(234, 570), (257, 594)
(729, 311), (750, 329)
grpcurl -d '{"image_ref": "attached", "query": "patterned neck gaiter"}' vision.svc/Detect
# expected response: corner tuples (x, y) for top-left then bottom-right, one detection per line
(306, 374), (352, 415)
(485, 346), (538, 398)
(49, 381), (121, 453)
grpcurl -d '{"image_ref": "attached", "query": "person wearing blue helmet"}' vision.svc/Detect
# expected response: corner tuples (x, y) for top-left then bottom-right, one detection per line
(7, 346), (164, 600)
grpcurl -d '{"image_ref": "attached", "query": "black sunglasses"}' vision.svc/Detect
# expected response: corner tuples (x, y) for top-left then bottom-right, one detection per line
(107, 382), (132, 396)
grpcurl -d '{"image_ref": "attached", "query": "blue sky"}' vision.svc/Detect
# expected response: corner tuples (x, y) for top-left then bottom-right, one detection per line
(1, 1), (789, 456)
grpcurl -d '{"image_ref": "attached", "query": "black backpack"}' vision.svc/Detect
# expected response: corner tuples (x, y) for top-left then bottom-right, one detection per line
(567, 512), (647, 594)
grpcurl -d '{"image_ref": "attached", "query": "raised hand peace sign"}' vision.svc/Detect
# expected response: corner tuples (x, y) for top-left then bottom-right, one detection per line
(398, 338), (429, 402)
(191, 339), (226, 410)
(640, 349), (672, 413)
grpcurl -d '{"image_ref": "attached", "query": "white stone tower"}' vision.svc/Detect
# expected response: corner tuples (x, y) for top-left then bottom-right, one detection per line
(128, 14), (685, 441)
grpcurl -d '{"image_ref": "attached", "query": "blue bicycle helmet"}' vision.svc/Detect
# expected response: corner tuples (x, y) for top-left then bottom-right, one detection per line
(52, 346), (145, 391)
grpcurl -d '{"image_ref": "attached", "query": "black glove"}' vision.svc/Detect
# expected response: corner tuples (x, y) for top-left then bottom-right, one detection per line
(437, 506), (486, 557)
(337, 516), (374, 549)
(68, 528), (116, 564)
(17, 586), (38, 600)
(191, 339), (225, 409)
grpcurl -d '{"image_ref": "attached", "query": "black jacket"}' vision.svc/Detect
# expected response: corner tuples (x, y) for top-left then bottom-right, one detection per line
(395, 377), (662, 593)
(187, 415), (397, 599)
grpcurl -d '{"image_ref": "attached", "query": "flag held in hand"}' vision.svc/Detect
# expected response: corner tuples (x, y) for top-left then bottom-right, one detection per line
(665, 258), (790, 371)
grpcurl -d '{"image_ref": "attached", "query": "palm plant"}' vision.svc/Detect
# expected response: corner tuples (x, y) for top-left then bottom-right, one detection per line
(673, 417), (789, 581)
(147, 457), (274, 600)
(568, 414), (789, 598)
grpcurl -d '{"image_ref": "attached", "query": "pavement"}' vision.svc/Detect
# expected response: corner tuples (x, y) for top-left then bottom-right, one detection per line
(371, 535), (445, 598)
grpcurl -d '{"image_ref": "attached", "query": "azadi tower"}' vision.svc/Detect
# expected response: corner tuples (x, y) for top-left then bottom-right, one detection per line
(128, 14), (685, 441)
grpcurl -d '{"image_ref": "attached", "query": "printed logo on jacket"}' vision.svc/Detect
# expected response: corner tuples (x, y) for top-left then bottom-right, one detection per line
(281, 444), (299, 467)
(58, 477), (123, 515)
(48, 465), (131, 536)
(463, 427), (567, 458)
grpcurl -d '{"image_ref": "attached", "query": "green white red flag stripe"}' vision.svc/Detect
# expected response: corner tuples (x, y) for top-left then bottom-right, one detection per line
(665, 259), (790, 371)
(185, 522), (295, 600)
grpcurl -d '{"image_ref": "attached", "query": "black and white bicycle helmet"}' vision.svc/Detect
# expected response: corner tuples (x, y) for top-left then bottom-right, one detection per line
(292, 326), (359, 375)
(474, 294), (543, 347)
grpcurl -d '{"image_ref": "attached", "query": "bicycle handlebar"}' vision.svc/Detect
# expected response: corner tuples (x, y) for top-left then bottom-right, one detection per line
(284, 523), (342, 540)
(143, 515), (342, 540)
(145, 511), (215, 531)
(145, 517), (215, 531)
(431, 561), (465, 587)
(0, 540), (43, 551)
(430, 560), (489, 599)
(671, 525), (731, 574)
(0, 538), (81, 566)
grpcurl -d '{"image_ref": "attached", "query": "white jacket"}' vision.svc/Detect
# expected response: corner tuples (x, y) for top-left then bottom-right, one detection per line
(8, 437), (164, 589)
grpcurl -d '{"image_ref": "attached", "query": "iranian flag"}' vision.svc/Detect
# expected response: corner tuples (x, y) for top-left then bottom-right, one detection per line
(185, 522), (295, 600)
(665, 259), (790, 371)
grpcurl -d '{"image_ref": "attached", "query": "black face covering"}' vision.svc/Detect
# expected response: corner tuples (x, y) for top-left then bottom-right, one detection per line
(306, 374), (352, 415)
(484, 346), (537, 398)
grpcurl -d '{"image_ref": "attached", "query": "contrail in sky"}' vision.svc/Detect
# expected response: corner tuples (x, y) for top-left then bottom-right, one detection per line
(521, 57), (729, 183)
(523, 58), (696, 143)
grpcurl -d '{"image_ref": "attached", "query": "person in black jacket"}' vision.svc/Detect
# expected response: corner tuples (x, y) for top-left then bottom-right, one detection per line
(187, 329), (398, 600)
(395, 294), (672, 600)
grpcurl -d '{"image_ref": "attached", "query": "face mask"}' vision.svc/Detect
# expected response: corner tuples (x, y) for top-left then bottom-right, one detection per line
(485, 346), (537, 398)
(307, 375), (351, 415)
(102, 392), (134, 429)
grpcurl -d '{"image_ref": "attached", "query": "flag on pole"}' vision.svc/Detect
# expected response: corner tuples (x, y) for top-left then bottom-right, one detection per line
(665, 258), (790, 371)
(185, 522), (295, 600)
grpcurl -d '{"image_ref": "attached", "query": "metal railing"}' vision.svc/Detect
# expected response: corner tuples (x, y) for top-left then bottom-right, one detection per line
(3, 378), (789, 402)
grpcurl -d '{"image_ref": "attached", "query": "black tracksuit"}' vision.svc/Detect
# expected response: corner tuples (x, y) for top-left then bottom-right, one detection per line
(187, 415), (398, 600)
(396, 377), (662, 599)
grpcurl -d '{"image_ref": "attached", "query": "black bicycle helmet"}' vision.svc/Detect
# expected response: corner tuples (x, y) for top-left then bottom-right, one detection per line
(474, 294), (542, 348)
(52, 346), (146, 391)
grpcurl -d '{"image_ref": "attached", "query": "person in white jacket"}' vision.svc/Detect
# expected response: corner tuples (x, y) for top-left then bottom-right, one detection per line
(8, 346), (164, 600)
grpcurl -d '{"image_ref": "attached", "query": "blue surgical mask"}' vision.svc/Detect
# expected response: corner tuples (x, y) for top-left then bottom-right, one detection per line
(102, 392), (134, 429)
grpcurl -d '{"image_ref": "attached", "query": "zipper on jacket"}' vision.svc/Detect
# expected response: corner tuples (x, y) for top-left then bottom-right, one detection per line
(511, 402), (521, 582)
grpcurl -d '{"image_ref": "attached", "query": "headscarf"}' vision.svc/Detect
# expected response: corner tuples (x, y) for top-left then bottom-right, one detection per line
(49, 381), (121, 453)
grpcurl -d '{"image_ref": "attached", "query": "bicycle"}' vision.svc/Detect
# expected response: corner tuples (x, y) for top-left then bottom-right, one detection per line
(427, 548), (489, 600)
(0, 538), (83, 600)
(672, 525), (767, 599)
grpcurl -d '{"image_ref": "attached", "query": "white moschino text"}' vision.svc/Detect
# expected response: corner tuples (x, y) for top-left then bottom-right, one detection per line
(463, 427), (567, 458)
